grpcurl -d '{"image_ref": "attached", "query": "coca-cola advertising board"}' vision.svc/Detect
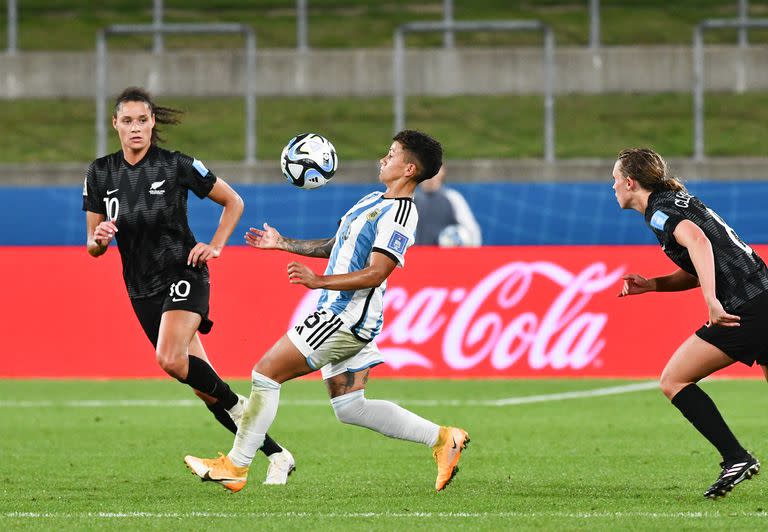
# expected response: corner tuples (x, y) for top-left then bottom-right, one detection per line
(1, 246), (763, 378)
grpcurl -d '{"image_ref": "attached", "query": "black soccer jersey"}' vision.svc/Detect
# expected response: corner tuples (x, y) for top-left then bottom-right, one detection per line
(82, 145), (217, 298)
(645, 189), (768, 312)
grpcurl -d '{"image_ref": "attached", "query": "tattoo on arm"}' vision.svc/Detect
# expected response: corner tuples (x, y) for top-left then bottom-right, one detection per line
(282, 237), (335, 258)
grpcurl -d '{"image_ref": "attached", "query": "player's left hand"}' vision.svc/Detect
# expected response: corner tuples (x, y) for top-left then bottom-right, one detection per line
(187, 242), (221, 267)
(706, 298), (741, 328)
(618, 273), (654, 297)
(287, 261), (321, 288)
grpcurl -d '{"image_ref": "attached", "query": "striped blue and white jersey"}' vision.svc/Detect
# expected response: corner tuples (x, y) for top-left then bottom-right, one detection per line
(317, 191), (418, 341)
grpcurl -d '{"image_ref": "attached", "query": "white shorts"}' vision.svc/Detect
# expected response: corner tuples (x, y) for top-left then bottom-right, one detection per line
(286, 309), (384, 380)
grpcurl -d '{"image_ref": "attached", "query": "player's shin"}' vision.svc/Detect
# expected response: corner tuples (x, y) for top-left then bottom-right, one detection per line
(228, 370), (281, 467)
(671, 383), (749, 461)
(183, 355), (238, 409)
(206, 402), (238, 433)
(331, 389), (440, 446)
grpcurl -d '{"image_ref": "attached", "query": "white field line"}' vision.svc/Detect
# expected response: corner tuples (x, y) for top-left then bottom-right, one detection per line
(0, 381), (658, 408)
(4, 510), (768, 520)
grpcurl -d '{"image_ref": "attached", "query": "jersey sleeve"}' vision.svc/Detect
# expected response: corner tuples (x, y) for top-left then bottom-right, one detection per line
(178, 153), (217, 199)
(81, 163), (105, 214)
(372, 201), (418, 267)
(648, 199), (687, 236)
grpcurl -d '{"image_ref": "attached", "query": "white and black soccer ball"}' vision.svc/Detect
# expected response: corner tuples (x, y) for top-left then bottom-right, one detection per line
(280, 133), (338, 189)
(438, 224), (472, 247)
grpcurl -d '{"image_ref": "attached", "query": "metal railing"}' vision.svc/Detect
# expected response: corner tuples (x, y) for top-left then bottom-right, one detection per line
(6, 0), (17, 54)
(297, 0), (308, 51)
(692, 18), (768, 161)
(443, 0), (455, 48)
(739, 0), (750, 47)
(152, 0), (164, 54)
(393, 20), (556, 162)
(95, 23), (257, 164)
(589, 0), (600, 50)
(5, 2), (757, 54)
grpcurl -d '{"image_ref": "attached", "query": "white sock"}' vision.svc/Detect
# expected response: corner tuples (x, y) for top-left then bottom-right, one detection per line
(228, 370), (281, 467)
(330, 389), (440, 447)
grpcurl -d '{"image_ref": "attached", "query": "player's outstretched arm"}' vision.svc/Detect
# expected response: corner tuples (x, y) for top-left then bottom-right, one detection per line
(619, 269), (699, 297)
(652, 268), (700, 292)
(246, 223), (335, 258)
(287, 251), (397, 290)
(86, 211), (116, 258)
(618, 273), (655, 297)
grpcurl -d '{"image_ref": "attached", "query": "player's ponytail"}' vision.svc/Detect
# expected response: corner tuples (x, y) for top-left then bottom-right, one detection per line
(660, 174), (686, 192)
(113, 86), (183, 145)
(617, 147), (686, 193)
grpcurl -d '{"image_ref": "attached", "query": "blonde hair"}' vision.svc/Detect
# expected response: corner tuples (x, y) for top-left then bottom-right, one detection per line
(617, 148), (686, 192)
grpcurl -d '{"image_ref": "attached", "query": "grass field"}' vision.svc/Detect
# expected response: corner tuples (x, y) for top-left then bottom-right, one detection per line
(3, 92), (768, 164)
(3, 1), (768, 50)
(1, 378), (767, 530)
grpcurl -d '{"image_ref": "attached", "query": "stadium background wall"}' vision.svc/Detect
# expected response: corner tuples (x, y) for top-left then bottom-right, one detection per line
(2, 182), (768, 246)
(2, 246), (765, 379)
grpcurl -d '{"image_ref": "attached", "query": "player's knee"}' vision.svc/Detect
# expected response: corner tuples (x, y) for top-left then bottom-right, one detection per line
(155, 347), (186, 379)
(659, 371), (683, 400)
(330, 389), (366, 425)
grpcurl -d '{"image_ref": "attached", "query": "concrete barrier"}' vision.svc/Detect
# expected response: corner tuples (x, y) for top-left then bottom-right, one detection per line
(2, 45), (768, 98)
(5, 157), (768, 186)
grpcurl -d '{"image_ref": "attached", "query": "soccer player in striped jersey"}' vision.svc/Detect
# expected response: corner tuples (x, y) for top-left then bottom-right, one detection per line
(614, 148), (764, 499)
(185, 130), (469, 492)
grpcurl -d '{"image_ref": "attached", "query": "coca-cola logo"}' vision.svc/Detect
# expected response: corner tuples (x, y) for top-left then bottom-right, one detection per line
(290, 261), (624, 373)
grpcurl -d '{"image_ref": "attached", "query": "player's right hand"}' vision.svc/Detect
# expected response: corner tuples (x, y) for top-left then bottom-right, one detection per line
(706, 298), (741, 328)
(618, 273), (654, 297)
(245, 223), (282, 250)
(93, 220), (118, 247)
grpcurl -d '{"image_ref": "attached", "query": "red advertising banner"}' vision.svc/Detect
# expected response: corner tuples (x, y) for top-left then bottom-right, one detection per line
(2, 246), (765, 378)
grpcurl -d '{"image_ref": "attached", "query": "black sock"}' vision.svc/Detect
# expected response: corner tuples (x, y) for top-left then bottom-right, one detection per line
(206, 402), (238, 434)
(260, 434), (283, 457)
(183, 355), (238, 410)
(671, 383), (748, 462)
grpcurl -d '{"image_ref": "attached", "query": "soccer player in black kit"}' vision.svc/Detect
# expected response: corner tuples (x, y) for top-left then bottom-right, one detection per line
(82, 87), (295, 484)
(613, 148), (764, 499)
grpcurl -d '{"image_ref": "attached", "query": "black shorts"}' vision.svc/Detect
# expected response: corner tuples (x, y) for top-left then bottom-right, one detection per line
(695, 291), (768, 367)
(130, 273), (213, 348)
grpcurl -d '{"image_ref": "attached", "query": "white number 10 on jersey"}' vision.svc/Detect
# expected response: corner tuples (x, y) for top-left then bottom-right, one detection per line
(103, 197), (119, 222)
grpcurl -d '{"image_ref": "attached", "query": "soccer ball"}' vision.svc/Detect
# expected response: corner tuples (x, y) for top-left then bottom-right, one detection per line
(438, 225), (472, 247)
(280, 133), (338, 189)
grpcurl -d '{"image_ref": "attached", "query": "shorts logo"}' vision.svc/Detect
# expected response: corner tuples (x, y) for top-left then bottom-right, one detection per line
(387, 231), (408, 254)
(170, 280), (191, 302)
(650, 210), (670, 231)
(149, 180), (166, 195)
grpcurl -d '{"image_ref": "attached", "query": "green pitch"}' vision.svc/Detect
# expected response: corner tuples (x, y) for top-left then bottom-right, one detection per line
(1, 378), (766, 530)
